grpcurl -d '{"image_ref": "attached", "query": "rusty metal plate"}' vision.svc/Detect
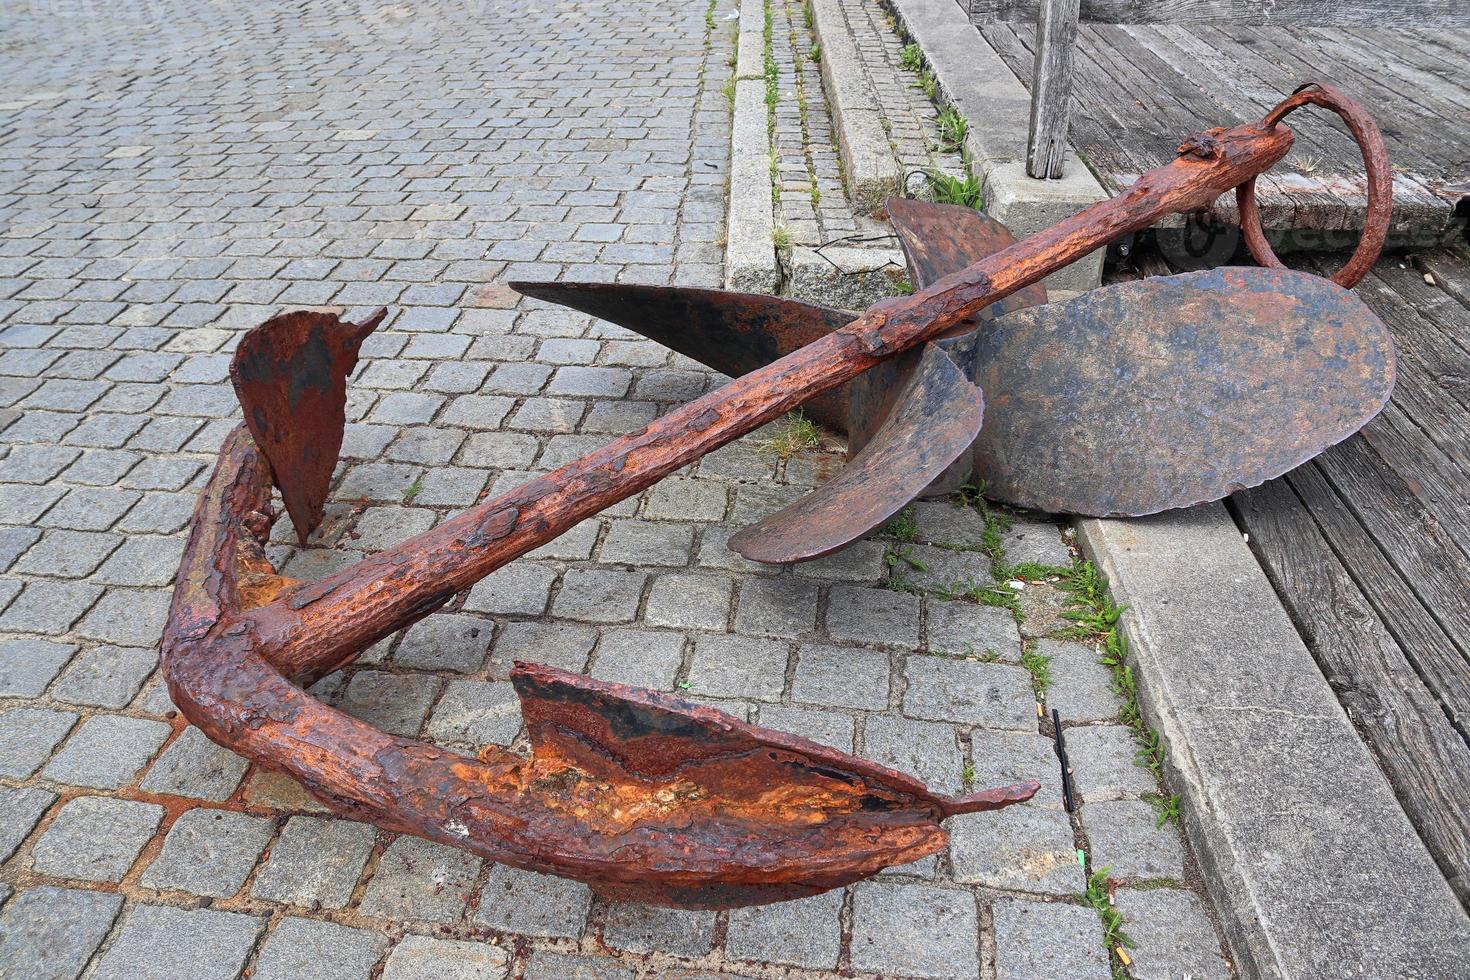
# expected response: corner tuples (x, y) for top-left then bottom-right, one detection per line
(511, 281), (855, 431)
(230, 307), (385, 543)
(729, 343), (983, 563)
(972, 266), (1397, 515)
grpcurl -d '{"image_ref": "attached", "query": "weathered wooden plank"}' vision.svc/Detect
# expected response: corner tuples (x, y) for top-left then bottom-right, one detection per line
(1357, 404), (1470, 561)
(1279, 459), (1470, 735)
(1373, 261), (1470, 362)
(1352, 270), (1470, 415)
(1419, 251), (1470, 311)
(968, 0), (1470, 28)
(1027, 0), (1083, 178)
(1233, 478), (1470, 903)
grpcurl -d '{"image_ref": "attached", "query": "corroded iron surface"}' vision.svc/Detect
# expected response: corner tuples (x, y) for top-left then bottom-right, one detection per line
(165, 87), (1393, 909)
(729, 342), (983, 563)
(510, 281), (855, 431)
(971, 266), (1397, 515)
(230, 307), (386, 543)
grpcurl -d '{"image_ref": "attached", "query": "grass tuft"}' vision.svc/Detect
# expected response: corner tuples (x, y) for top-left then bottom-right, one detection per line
(765, 411), (820, 459)
(924, 168), (983, 209)
(935, 105), (968, 152)
(899, 42), (923, 72)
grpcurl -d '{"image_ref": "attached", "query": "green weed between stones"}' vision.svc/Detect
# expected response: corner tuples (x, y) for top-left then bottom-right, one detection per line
(924, 168), (983, 209)
(772, 223), (790, 249)
(936, 105), (968, 152)
(765, 411), (820, 459)
(402, 474), (425, 503)
(1083, 866), (1135, 958)
(809, 42), (821, 62)
(899, 41), (923, 71)
(1019, 643), (1052, 694)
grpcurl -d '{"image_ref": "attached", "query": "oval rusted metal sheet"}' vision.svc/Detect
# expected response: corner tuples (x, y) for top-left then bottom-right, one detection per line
(510, 281), (856, 431)
(729, 342), (983, 564)
(229, 307), (386, 544)
(972, 266), (1397, 516)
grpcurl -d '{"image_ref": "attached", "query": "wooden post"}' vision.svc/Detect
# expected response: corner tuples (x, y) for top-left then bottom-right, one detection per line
(1026, 0), (1081, 178)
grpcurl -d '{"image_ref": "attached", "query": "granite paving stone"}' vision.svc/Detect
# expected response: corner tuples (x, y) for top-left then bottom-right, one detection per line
(1114, 888), (1232, 979)
(360, 835), (482, 923)
(590, 628), (686, 688)
(863, 715), (964, 794)
(603, 902), (716, 957)
(138, 725), (250, 801)
(473, 864), (592, 938)
(48, 644), (158, 708)
(0, 785), (56, 861)
(903, 655), (1036, 730)
(792, 642), (889, 709)
(381, 936), (509, 980)
(251, 816), (377, 907)
(971, 729), (1065, 809)
(426, 679), (521, 747)
(757, 704), (856, 752)
(338, 671), (439, 736)
(30, 796), (163, 882)
(732, 576), (819, 636)
(992, 898), (1111, 980)
(394, 613), (493, 672)
(686, 635), (789, 702)
(0, 707), (78, 778)
(1066, 725), (1160, 800)
(850, 881), (979, 979)
(1037, 638), (1122, 722)
(252, 917), (390, 980)
(90, 904), (264, 980)
(550, 569), (647, 623)
(1084, 799), (1187, 880)
(643, 572), (733, 630)
(41, 714), (170, 789)
(463, 562), (557, 616)
(139, 808), (275, 897)
(523, 952), (637, 980)
(826, 585), (921, 648)
(489, 621), (597, 673)
(950, 803), (1084, 895)
(726, 888), (843, 969)
(0, 638), (76, 698)
(926, 598), (1023, 658)
(0, 886), (123, 980)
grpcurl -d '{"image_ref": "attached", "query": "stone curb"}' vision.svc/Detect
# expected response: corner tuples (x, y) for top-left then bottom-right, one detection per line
(884, 0), (1105, 293)
(808, 0), (903, 213)
(725, 0), (780, 294)
(1074, 505), (1470, 979)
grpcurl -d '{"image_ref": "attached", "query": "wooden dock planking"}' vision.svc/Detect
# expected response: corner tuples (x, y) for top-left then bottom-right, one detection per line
(975, 20), (1466, 231)
(1231, 252), (1470, 905)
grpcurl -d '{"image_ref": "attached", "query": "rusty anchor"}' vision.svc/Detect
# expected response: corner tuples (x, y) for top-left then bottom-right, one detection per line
(163, 82), (1394, 909)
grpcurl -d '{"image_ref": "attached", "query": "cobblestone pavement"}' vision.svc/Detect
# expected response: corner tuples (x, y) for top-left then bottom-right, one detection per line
(2, 1), (1227, 978)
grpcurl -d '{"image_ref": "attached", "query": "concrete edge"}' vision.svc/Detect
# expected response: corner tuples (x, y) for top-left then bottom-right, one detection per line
(884, 0), (1105, 293)
(725, 0), (780, 294)
(808, 0), (903, 213)
(1074, 505), (1470, 979)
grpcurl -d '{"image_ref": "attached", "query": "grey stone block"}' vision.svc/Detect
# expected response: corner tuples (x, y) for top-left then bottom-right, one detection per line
(727, 887), (843, 969)
(72, 588), (170, 646)
(360, 835), (482, 923)
(382, 935), (509, 980)
(12, 529), (119, 577)
(463, 562), (556, 616)
(904, 655), (1036, 730)
(757, 705), (855, 753)
(971, 729), (1064, 809)
(139, 808), (275, 897)
(643, 478), (727, 521)
(0, 708), (78, 777)
(850, 881), (978, 979)
(90, 904), (264, 980)
(0, 886), (123, 980)
(686, 635), (788, 702)
(792, 539), (887, 583)
(590, 629), (685, 689)
(950, 803), (1083, 895)
(925, 599), (1022, 659)
(138, 726), (249, 801)
(427, 679), (520, 747)
(338, 671), (438, 736)
(0, 785), (55, 861)
(0, 580), (101, 634)
(489, 621), (596, 675)
(792, 643), (889, 709)
(395, 613), (492, 672)
(644, 573), (732, 630)
(599, 519), (694, 567)
(0, 638), (75, 698)
(1064, 725), (1157, 801)
(251, 816), (377, 908)
(903, 543), (995, 593)
(523, 952), (635, 980)
(253, 917), (389, 980)
(551, 569), (646, 623)
(1000, 519), (1072, 568)
(992, 898), (1111, 980)
(912, 500), (987, 547)
(733, 577), (818, 637)
(826, 585), (920, 648)
(1113, 888), (1231, 980)
(473, 863), (591, 938)
(862, 716), (962, 794)
(48, 644), (157, 707)
(1084, 799), (1186, 880)
(1038, 639), (1121, 722)
(725, 81), (777, 294)
(603, 902), (716, 957)
(42, 713), (170, 789)
(31, 796), (163, 883)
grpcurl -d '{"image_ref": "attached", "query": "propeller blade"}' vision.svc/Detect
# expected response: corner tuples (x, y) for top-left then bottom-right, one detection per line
(885, 196), (1048, 316)
(972, 266), (1397, 516)
(510, 281), (855, 432)
(729, 342), (983, 564)
(230, 308), (386, 544)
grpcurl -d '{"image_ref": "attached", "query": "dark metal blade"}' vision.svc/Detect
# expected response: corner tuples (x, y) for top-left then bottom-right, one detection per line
(972, 266), (1397, 516)
(885, 196), (1049, 315)
(510, 281), (855, 431)
(230, 308), (386, 544)
(728, 343), (983, 564)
